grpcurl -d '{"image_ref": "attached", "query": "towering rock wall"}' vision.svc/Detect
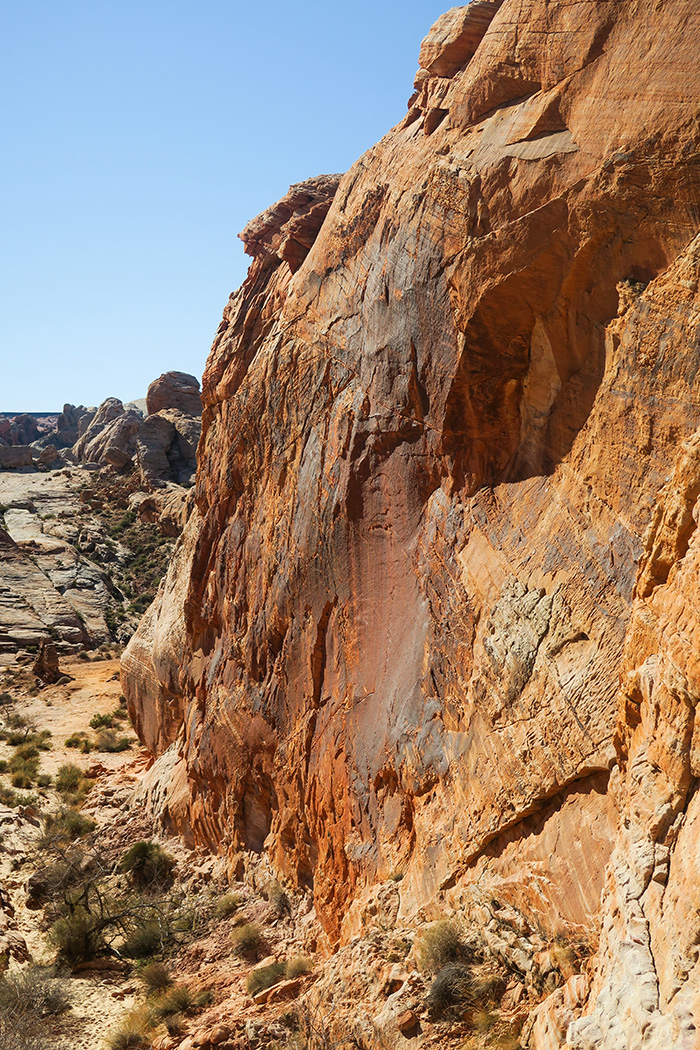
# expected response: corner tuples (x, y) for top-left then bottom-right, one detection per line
(122, 1), (700, 1041)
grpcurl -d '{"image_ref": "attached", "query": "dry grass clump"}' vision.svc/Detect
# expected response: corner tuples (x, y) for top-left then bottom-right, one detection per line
(265, 880), (290, 918)
(0, 964), (71, 1019)
(285, 956), (314, 979)
(214, 891), (243, 919)
(55, 763), (90, 803)
(418, 919), (464, 973)
(427, 962), (474, 1015)
(231, 922), (263, 959)
(105, 1005), (155, 1049)
(246, 961), (286, 996)
(138, 961), (173, 993)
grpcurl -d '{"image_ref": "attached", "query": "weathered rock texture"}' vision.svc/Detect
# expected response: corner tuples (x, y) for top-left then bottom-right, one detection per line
(123, 2), (700, 1044)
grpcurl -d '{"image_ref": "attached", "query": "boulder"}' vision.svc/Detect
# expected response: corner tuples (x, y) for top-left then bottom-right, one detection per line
(146, 371), (202, 417)
(32, 638), (61, 683)
(0, 446), (32, 469)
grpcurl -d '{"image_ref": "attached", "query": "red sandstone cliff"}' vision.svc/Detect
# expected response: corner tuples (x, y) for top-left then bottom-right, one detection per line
(122, 1), (700, 1044)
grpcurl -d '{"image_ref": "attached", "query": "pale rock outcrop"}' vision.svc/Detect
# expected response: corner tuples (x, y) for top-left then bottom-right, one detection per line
(122, 8), (700, 1035)
(136, 409), (201, 488)
(73, 398), (142, 466)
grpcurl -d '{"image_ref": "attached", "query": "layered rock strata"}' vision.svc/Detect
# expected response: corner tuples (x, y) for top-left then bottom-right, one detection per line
(123, 6), (700, 1046)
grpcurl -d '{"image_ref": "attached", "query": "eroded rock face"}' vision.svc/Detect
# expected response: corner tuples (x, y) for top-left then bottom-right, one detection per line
(123, 1), (700, 999)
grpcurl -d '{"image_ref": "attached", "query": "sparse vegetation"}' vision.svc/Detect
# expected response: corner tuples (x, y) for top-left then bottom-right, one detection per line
(119, 841), (175, 887)
(231, 922), (263, 959)
(122, 922), (162, 959)
(246, 960), (286, 995)
(0, 964), (71, 1019)
(214, 891), (243, 919)
(55, 763), (90, 802)
(138, 961), (173, 993)
(285, 955), (314, 979)
(95, 728), (132, 752)
(266, 880), (290, 918)
(418, 919), (465, 973)
(40, 808), (95, 845)
(427, 962), (474, 1014)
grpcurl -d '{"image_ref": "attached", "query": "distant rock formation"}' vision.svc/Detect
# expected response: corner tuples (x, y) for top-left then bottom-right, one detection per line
(0, 372), (202, 487)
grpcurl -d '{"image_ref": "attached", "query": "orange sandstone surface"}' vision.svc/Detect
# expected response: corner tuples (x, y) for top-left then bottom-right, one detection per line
(122, 2), (700, 1045)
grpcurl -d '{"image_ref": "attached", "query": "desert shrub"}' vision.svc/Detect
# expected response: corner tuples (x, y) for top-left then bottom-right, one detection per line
(11, 743), (39, 762)
(164, 1013), (184, 1035)
(40, 808), (95, 845)
(89, 712), (114, 729)
(119, 841), (175, 887)
(418, 919), (464, 973)
(0, 786), (19, 807)
(231, 923), (262, 959)
(0, 963), (71, 1018)
(285, 956), (314, 979)
(427, 963), (474, 1015)
(95, 729), (131, 753)
(214, 892), (243, 919)
(122, 923), (162, 959)
(55, 763), (83, 794)
(266, 880), (290, 918)
(155, 983), (194, 1018)
(0, 761), (7, 773)
(138, 961), (172, 993)
(10, 772), (30, 789)
(36, 774), (52, 788)
(65, 732), (87, 748)
(246, 961), (286, 996)
(0, 1017), (42, 1050)
(471, 970), (508, 1003)
(106, 1006), (155, 1050)
(48, 906), (105, 963)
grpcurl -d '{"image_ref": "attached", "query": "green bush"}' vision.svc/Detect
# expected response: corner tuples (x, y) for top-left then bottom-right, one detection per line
(55, 763), (90, 802)
(119, 841), (175, 887)
(122, 923), (162, 959)
(40, 808), (95, 845)
(89, 712), (114, 729)
(65, 732), (87, 749)
(55, 763), (83, 793)
(231, 923), (262, 959)
(246, 961), (286, 996)
(418, 919), (464, 974)
(48, 907), (105, 964)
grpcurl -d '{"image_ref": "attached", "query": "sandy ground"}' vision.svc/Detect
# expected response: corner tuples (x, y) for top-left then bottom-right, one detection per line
(0, 655), (147, 1049)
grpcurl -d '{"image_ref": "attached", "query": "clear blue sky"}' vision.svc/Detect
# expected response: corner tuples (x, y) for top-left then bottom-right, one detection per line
(1, 1), (449, 411)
